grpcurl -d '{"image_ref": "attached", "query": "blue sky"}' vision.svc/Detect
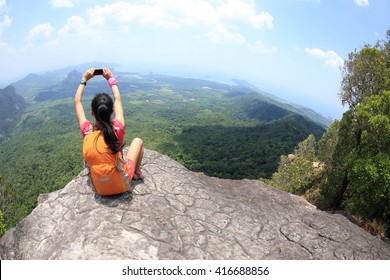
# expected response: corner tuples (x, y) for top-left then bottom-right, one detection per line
(0, 0), (389, 119)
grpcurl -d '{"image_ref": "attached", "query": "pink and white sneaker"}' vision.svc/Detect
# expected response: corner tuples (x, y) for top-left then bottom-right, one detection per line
(133, 170), (145, 180)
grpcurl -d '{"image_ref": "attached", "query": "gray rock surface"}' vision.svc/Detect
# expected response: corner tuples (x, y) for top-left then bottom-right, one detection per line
(1, 149), (389, 259)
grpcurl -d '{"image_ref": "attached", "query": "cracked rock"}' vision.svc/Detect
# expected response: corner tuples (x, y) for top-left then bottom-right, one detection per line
(0, 149), (389, 260)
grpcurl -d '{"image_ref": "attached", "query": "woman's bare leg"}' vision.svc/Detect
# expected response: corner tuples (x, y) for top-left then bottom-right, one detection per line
(125, 138), (144, 174)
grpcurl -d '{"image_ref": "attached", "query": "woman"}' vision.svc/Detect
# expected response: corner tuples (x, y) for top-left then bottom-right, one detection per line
(74, 68), (144, 195)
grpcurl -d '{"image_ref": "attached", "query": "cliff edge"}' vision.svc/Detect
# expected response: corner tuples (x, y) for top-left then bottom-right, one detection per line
(1, 149), (389, 259)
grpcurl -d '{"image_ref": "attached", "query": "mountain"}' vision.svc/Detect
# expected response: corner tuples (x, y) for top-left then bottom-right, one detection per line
(11, 64), (332, 127)
(11, 73), (56, 101)
(231, 79), (333, 127)
(42, 61), (120, 78)
(11, 62), (119, 101)
(33, 70), (82, 101)
(1, 149), (389, 260)
(0, 86), (27, 141)
(175, 114), (325, 179)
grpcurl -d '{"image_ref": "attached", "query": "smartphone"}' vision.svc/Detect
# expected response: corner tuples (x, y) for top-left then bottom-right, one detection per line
(94, 69), (103, 75)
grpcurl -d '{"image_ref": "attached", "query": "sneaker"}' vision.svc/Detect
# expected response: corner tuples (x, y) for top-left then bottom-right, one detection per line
(133, 170), (145, 180)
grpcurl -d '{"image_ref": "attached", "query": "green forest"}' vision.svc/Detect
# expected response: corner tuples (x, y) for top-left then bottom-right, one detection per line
(271, 31), (390, 237)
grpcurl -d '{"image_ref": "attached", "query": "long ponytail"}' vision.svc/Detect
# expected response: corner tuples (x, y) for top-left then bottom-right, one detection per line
(91, 93), (121, 154)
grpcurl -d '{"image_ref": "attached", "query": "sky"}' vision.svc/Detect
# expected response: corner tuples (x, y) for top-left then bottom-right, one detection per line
(0, 0), (389, 119)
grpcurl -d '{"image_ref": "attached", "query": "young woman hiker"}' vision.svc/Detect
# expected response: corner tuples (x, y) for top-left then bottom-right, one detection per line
(74, 68), (144, 196)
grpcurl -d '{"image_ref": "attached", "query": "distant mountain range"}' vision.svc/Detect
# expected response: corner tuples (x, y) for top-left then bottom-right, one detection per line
(7, 62), (332, 128)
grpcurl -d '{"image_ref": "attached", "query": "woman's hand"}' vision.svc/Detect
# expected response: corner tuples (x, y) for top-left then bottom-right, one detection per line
(103, 68), (114, 80)
(82, 68), (95, 81)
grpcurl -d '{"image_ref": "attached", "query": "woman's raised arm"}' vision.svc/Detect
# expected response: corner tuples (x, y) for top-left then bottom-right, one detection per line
(103, 68), (124, 126)
(74, 68), (94, 128)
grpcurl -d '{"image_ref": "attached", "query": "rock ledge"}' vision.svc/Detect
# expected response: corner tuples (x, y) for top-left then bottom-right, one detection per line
(1, 149), (389, 259)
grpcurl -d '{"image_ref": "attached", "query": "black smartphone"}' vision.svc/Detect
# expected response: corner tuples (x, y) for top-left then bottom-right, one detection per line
(94, 69), (103, 75)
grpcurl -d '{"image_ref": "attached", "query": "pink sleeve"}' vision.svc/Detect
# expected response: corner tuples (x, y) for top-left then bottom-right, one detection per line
(80, 120), (91, 138)
(112, 119), (125, 147)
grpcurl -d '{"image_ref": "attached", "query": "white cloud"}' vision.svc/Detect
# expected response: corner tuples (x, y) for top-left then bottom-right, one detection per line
(86, 0), (217, 28)
(217, 0), (273, 29)
(252, 40), (277, 54)
(0, 14), (11, 32)
(27, 23), (55, 40)
(58, 16), (85, 37)
(0, 0), (6, 9)
(0, 0), (11, 36)
(305, 47), (344, 69)
(354, 0), (369, 7)
(294, 0), (321, 3)
(85, 0), (273, 42)
(0, 40), (13, 54)
(205, 25), (246, 44)
(50, 0), (75, 8)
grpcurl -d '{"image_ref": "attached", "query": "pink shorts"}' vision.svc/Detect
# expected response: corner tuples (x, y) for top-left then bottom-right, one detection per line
(125, 159), (136, 181)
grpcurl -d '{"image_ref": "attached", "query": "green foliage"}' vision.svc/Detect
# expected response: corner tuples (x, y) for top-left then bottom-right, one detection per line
(340, 44), (390, 109)
(340, 91), (390, 234)
(319, 111), (356, 209)
(0, 86), (27, 140)
(0, 210), (6, 237)
(271, 134), (324, 195)
(272, 156), (314, 194)
(320, 94), (390, 235)
(346, 153), (390, 226)
(173, 115), (323, 179)
(356, 91), (390, 155)
(243, 99), (290, 121)
(317, 120), (340, 164)
(294, 134), (317, 161)
(0, 175), (18, 231)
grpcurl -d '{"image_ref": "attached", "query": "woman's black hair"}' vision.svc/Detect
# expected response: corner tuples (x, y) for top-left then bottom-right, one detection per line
(91, 93), (121, 154)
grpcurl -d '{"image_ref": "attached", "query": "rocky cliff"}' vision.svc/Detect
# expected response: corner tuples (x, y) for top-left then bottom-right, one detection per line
(1, 149), (389, 260)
